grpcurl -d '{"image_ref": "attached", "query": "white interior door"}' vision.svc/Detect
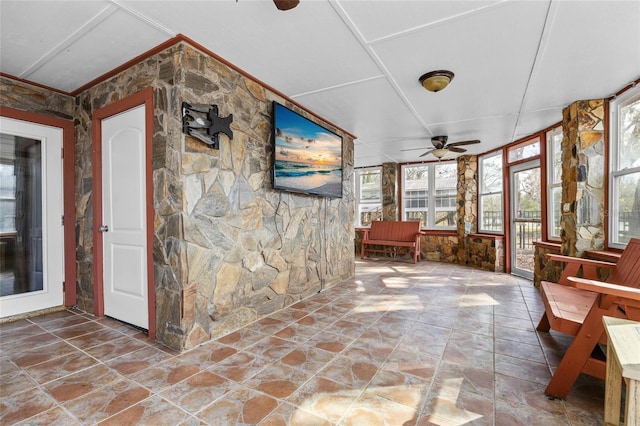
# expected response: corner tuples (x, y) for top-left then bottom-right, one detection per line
(0, 117), (63, 318)
(101, 105), (148, 329)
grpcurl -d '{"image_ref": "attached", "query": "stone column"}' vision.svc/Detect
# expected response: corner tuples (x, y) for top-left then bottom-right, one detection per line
(456, 155), (478, 263)
(561, 100), (606, 257)
(381, 162), (398, 221)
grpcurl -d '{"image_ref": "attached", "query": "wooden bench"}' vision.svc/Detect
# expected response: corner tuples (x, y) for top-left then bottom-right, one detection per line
(536, 238), (640, 399)
(360, 220), (422, 264)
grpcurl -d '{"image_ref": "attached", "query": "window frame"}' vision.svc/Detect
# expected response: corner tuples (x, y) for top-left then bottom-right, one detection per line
(478, 150), (504, 234)
(400, 161), (457, 230)
(546, 126), (563, 241)
(608, 85), (640, 249)
(507, 136), (541, 164)
(354, 166), (382, 227)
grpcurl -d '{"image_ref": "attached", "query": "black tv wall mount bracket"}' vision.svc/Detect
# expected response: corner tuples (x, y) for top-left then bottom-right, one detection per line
(181, 102), (233, 149)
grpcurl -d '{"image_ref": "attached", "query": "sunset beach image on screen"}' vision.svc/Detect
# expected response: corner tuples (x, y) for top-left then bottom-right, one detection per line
(273, 102), (343, 198)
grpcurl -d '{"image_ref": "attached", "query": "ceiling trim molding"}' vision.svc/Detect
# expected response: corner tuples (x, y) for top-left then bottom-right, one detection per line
(609, 77), (640, 101)
(69, 36), (182, 96)
(0, 72), (73, 97)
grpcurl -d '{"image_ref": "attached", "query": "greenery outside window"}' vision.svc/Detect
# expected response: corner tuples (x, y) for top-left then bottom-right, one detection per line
(479, 151), (503, 233)
(546, 126), (563, 240)
(609, 86), (640, 248)
(402, 162), (457, 229)
(355, 167), (382, 227)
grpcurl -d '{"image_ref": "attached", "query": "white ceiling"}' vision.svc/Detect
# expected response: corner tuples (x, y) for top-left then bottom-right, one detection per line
(1, 1), (638, 167)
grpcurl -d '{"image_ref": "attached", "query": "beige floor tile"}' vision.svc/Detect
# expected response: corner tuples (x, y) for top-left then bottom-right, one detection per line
(0, 260), (606, 425)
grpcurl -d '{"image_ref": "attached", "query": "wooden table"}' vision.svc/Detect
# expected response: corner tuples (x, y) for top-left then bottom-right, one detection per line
(602, 316), (640, 426)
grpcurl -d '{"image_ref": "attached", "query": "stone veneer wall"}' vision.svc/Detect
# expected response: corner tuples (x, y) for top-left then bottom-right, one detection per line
(457, 155), (478, 239)
(466, 236), (505, 273)
(381, 162), (398, 220)
(455, 155), (504, 272)
(533, 243), (562, 287)
(5, 42), (355, 351)
(0, 76), (74, 119)
(420, 236), (459, 263)
(561, 100), (606, 256)
(534, 99), (606, 285)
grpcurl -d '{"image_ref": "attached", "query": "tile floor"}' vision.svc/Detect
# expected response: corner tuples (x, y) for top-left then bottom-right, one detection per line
(1, 259), (606, 425)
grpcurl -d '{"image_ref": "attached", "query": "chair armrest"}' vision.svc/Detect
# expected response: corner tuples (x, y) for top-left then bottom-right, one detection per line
(549, 254), (616, 284)
(546, 254), (616, 269)
(569, 277), (640, 302)
(357, 228), (370, 240)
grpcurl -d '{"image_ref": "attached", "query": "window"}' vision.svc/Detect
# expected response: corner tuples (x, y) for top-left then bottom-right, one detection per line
(547, 126), (563, 240)
(609, 86), (640, 247)
(479, 151), (503, 233)
(508, 136), (540, 163)
(354, 167), (382, 227)
(0, 163), (16, 233)
(402, 162), (457, 229)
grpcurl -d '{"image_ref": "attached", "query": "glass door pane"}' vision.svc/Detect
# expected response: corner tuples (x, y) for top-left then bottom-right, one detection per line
(510, 160), (541, 279)
(1, 117), (63, 318)
(1, 135), (43, 297)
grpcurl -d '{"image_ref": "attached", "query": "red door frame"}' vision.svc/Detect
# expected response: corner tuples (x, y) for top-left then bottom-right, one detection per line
(0, 107), (76, 306)
(91, 88), (156, 340)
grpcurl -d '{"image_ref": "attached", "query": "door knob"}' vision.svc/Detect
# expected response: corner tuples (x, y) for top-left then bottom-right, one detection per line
(98, 225), (109, 232)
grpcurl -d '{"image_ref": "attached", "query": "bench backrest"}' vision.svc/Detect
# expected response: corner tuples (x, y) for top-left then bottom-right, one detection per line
(368, 220), (421, 242)
(607, 238), (640, 288)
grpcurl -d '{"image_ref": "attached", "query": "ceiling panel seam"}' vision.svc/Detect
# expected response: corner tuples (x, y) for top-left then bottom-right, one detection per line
(110, 0), (176, 37)
(511, 0), (556, 142)
(331, 0), (432, 137)
(426, 112), (519, 128)
(365, 0), (510, 46)
(291, 75), (385, 98)
(19, 4), (119, 79)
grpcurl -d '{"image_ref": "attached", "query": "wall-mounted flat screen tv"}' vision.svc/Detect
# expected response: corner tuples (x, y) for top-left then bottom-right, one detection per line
(272, 101), (343, 198)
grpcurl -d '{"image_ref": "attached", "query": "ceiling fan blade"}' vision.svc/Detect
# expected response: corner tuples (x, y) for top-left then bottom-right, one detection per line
(447, 139), (480, 147)
(418, 150), (433, 157)
(401, 147), (430, 152)
(448, 147), (467, 153)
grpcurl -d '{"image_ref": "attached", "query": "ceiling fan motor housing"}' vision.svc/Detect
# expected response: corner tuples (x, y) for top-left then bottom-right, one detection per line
(432, 135), (448, 149)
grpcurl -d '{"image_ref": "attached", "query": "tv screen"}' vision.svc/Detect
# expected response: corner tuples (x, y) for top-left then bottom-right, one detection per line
(272, 102), (343, 198)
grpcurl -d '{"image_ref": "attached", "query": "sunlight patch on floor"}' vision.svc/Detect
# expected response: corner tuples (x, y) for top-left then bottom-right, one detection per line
(460, 293), (500, 307)
(427, 377), (484, 425)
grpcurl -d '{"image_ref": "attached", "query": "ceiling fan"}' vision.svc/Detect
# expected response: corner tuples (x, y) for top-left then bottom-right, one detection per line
(402, 136), (481, 159)
(273, 0), (299, 10)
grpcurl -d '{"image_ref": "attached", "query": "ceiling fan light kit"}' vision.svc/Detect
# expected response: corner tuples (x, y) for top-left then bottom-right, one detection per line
(419, 70), (455, 92)
(430, 148), (450, 159)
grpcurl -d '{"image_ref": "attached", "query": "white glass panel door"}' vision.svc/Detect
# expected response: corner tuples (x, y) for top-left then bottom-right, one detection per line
(0, 118), (63, 318)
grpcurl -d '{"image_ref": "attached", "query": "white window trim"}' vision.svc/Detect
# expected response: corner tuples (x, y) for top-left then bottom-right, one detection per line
(401, 162), (457, 230)
(354, 166), (382, 227)
(608, 85), (640, 249)
(478, 151), (504, 234)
